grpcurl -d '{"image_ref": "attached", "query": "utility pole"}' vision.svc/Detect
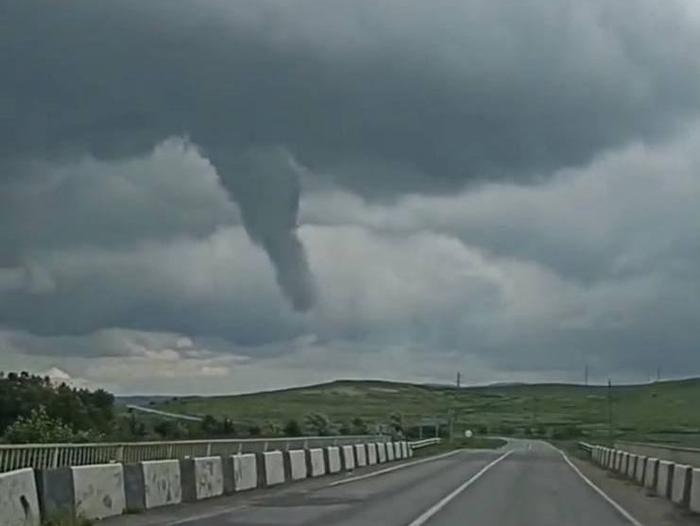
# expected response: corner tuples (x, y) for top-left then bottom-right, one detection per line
(456, 372), (461, 388)
(607, 378), (614, 444)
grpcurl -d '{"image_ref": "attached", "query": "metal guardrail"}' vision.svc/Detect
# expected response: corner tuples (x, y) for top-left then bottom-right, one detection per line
(578, 441), (593, 454)
(409, 438), (442, 449)
(0, 435), (387, 473)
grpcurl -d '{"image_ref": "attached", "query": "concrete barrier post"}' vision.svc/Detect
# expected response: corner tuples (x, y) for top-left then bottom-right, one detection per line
(257, 451), (285, 488)
(324, 446), (341, 474)
(232, 454), (258, 492)
(656, 460), (674, 498)
(341, 445), (355, 471)
(354, 444), (367, 467)
(619, 452), (629, 474)
(672, 464), (692, 507)
(181, 457), (224, 502)
(376, 443), (387, 463)
(0, 468), (40, 526)
(367, 443), (378, 465)
(644, 458), (659, 490)
(635, 456), (647, 485)
(387, 442), (395, 461)
(72, 463), (126, 520)
(626, 455), (637, 479)
(287, 450), (308, 481)
(689, 469), (700, 513)
(125, 459), (182, 512)
(401, 441), (409, 459)
(307, 448), (325, 477)
(394, 442), (402, 460)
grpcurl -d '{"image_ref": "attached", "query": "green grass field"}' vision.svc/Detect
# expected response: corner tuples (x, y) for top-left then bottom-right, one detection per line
(154, 378), (700, 446)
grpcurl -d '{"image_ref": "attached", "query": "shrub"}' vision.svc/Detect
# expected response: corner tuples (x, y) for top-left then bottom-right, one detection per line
(3, 407), (103, 444)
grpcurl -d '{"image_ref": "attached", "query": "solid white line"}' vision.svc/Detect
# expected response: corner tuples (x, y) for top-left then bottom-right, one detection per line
(406, 450), (513, 526)
(328, 449), (462, 487)
(557, 449), (645, 526)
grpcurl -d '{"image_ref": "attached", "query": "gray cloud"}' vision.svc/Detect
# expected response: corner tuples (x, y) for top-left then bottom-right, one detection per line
(2, 1), (700, 390)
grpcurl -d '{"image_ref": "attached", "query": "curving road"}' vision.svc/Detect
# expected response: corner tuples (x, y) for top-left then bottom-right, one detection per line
(114, 440), (640, 526)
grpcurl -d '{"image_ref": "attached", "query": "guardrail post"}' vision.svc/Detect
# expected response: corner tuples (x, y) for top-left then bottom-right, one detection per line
(115, 445), (124, 463)
(206, 442), (212, 456)
(50, 447), (60, 468)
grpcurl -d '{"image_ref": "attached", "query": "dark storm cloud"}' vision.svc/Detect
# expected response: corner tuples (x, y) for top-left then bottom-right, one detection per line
(2, 0), (700, 389)
(3, 0), (700, 312)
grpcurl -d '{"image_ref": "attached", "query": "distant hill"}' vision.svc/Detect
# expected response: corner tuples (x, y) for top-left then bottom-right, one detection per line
(155, 377), (700, 446)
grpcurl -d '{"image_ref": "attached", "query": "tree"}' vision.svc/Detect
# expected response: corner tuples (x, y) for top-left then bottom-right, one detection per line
(304, 413), (332, 436)
(283, 419), (302, 437)
(3, 406), (103, 444)
(201, 415), (220, 436)
(248, 424), (261, 437)
(351, 417), (369, 434)
(389, 413), (404, 438)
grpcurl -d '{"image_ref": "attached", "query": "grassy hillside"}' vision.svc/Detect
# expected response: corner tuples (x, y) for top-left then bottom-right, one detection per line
(155, 378), (700, 446)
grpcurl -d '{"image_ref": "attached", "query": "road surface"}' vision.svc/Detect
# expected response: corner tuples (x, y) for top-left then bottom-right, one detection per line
(114, 440), (641, 526)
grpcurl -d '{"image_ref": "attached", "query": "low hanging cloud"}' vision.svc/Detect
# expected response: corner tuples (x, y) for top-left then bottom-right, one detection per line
(2, 0), (700, 390)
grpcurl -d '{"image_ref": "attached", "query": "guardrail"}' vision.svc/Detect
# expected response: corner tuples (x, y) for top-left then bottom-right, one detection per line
(0, 435), (387, 473)
(409, 438), (442, 449)
(578, 441), (593, 454)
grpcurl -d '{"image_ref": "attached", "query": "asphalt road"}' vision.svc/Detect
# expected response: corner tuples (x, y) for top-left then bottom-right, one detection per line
(117, 440), (640, 526)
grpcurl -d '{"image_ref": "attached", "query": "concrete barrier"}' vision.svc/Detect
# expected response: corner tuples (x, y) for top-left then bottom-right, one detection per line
(616, 452), (624, 473)
(259, 451), (285, 487)
(325, 447), (342, 474)
(672, 464), (692, 507)
(613, 451), (621, 471)
(626, 455), (637, 479)
(635, 456), (647, 485)
(125, 459), (181, 512)
(644, 458), (659, 490)
(307, 448), (325, 477)
(231, 454), (257, 492)
(689, 469), (700, 513)
(387, 443), (395, 462)
(287, 450), (308, 481)
(376, 443), (387, 463)
(72, 463), (126, 520)
(0, 468), (40, 526)
(34, 467), (73, 520)
(354, 444), (367, 467)
(394, 442), (402, 460)
(617, 441), (700, 467)
(367, 443), (378, 465)
(341, 445), (355, 471)
(656, 460), (674, 498)
(609, 450), (618, 470)
(181, 457), (224, 502)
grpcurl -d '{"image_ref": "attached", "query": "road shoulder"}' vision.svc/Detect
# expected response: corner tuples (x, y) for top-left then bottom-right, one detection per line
(568, 454), (699, 526)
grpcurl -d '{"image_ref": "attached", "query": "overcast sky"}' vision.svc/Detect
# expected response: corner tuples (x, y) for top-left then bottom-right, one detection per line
(2, 0), (700, 394)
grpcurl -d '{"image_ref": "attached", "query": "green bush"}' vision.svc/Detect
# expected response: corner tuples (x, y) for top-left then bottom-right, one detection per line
(3, 407), (103, 444)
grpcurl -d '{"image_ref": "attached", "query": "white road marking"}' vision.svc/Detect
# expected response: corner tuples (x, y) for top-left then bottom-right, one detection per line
(557, 447), (645, 526)
(405, 450), (513, 526)
(328, 449), (462, 487)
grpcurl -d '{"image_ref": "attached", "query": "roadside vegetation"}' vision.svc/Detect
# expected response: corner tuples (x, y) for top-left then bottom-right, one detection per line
(7, 371), (700, 446)
(157, 378), (700, 447)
